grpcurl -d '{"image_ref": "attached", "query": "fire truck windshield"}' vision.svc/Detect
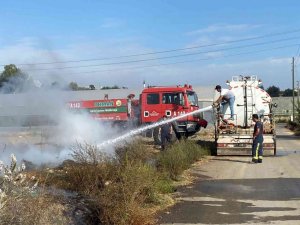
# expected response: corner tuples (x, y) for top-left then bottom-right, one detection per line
(187, 91), (198, 106)
(162, 92), (183, 105)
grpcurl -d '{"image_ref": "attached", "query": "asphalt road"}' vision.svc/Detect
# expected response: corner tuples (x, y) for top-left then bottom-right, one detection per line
(159, 123), (300, 225)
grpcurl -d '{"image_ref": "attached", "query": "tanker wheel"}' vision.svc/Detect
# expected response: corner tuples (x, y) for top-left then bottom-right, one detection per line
(273, 138), (277, 156)
(213, 123), (219, 156)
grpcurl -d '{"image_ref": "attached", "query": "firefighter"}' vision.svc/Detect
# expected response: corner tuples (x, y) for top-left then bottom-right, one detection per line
(214, 85), (235, 120)
(160, 115), (172, 150)
(252, 114), (263, 163)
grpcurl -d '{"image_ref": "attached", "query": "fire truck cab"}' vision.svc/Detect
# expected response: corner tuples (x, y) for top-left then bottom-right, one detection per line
(140, 85), (207, 142)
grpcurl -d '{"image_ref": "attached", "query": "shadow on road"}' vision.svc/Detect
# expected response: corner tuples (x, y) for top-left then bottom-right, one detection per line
(277, 134), (300, 140)
(159, 178), (300, 224)
(197, 140), (217, 155)
(211, 157), (251, 164)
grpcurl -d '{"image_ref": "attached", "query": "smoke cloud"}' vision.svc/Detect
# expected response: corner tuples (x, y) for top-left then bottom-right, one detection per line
(0, 86), (125, 167)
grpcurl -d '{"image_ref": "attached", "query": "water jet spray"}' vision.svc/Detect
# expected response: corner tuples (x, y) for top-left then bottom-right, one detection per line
(97, 105), (213, 148)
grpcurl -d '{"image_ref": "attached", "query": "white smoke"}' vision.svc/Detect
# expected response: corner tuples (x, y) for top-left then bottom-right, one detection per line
(0, 143), (71, 167)
(0, 89), (125, 167)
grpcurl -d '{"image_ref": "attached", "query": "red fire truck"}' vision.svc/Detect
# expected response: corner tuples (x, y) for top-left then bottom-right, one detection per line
(68, 84), (207, 143)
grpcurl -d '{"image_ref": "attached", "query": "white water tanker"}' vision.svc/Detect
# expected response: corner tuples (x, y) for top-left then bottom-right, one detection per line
(214, 75), (277, 155)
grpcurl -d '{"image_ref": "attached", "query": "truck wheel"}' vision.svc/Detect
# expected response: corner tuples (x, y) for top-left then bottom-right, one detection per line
(175, 132), (188, 141)
(144, 129), (153, 138)
(214, 142), (218, 156)
(273, 138), (277, 156)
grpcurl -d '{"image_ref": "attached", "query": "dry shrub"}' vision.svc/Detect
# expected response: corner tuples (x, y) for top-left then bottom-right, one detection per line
(0, 155), (71, 225)
(62, 141), (161, 225)
(59, 161), (111, 194)
(0, 194), (71, 225)
(71, 142), (109, 164)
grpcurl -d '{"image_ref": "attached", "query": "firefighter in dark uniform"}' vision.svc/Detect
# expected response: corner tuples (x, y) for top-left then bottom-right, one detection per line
(160, 115), (172, 150)
(252, 114), (264, 163)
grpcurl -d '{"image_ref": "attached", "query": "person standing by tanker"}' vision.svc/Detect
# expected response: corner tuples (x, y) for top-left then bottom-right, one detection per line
(214, 85), (235, 120)
(160, 115), (172, 150)
(252, 114), (264, 163)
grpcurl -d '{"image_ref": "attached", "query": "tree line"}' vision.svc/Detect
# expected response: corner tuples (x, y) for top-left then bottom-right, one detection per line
(0, 64), (123, 93)
(0, 64), (297, 95)
(265, 85), (297, 97)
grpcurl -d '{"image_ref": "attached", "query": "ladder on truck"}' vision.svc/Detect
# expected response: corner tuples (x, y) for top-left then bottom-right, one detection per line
(245, 84), (255, 127)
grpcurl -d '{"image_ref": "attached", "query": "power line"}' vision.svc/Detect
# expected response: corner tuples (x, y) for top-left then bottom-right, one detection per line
(51, 43), (300, 75)
(22, 36), (300, 71)
(3, 28), (300, 67)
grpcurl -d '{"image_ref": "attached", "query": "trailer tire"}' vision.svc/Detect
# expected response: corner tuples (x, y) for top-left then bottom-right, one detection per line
(273, 138), (277, 156)
(213, 122), (219, 156)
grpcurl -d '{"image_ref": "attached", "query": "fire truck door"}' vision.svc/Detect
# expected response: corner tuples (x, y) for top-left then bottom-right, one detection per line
(161, 92), (184, 117)
(142, 92), (162, 123)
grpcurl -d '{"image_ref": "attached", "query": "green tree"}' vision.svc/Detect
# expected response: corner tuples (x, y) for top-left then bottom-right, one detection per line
(112, 85), (120, 89)
(282, 88), (297, 97)
(89, 84), (96, 90)
(69, 82), (79, 91)
(101, 85), (120, 90)
(266, 85), (280, 97)
(0, 64), (29, 93)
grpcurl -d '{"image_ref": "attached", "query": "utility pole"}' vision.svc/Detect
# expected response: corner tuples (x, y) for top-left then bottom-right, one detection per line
(297, 80), (300, 102)
(292, 57), (295, 121)
(297, 81), (300, 122)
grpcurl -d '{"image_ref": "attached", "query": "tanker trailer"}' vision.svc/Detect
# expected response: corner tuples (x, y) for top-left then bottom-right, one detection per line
(214, 75), (276, 155)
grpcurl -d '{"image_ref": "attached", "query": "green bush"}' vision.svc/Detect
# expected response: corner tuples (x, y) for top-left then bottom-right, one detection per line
(115, 139), (153, 164)
(97, 161), (158, 225)
(184, 141), (209, 163)
(157, 146), (188, 180)
(294, 126), (300, 136)
(157, 141), (208, 180)
(154, 176), (175, 194)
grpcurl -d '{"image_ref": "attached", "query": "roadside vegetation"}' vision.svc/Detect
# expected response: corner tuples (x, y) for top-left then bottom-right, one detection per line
(286, 101), (300, 136)
(287, 120), (300, 135)
(0, 139), (209, 225)
(0, 155), (71, 225)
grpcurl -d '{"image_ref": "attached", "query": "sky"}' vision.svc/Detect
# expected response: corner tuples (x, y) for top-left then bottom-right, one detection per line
(1, 0), (300, 89)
